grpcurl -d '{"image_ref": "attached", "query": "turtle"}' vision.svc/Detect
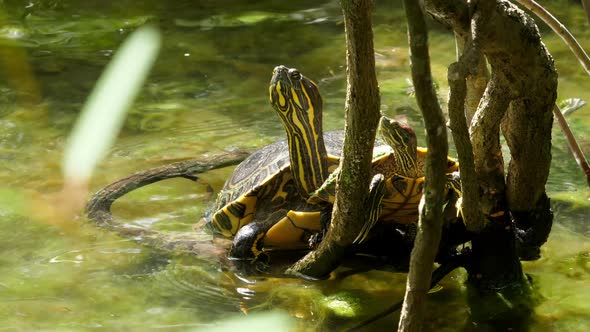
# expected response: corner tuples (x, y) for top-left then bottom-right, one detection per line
(264, 116), (461, 246)
(204, 65), (460, 260)
(203, 65), (342, 259)
(205, 66), (390, 259)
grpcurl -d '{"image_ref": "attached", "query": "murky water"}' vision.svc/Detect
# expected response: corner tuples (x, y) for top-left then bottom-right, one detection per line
(0, 0), (589, 331)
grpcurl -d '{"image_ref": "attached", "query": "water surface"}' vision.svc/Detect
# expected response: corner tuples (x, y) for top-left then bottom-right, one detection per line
(0, 0), (589, 330)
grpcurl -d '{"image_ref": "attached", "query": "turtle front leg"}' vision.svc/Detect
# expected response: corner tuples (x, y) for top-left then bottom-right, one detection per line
(228, 210), (287, 261)
(445, 171), (464, 220)
(353, 174), (386, 244)
(445, 171), (462, 196)
(308, 174), (386, 247)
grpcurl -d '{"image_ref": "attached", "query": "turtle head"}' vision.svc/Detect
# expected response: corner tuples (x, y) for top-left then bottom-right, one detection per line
(379, 116), (418, 176)
(268, 65), (328, 197)
(269, 65), (323, 122)
(379, 116), (417, 152)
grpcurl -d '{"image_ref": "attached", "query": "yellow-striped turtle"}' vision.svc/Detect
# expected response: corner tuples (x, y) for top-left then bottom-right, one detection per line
(203, 66), (340, 259)
(204, 65), (460, 260)
(264, 116), (461, 246)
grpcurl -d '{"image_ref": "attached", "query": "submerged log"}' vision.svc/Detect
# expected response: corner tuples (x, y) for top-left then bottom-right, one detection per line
(87, 150), (250, 223)
(85, 150), (250, 257)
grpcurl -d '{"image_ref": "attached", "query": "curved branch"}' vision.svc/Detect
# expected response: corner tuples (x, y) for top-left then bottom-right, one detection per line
(398, 0), (449, 330)
(553, 105), (590, 188)
(86, 150), (251, 225)
(455, 36), (489, 123)
(511, 0), (590, 189)
(515, 0), (590, 76)
(469, 75), (509, 214)
(447, 62), (483, 232)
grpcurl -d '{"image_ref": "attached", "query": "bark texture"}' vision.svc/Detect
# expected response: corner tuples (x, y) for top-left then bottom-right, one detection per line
(426, 0), (557, 215)
(398, 1), (449, 330)
(463, 54), (489, 123)
(287, 0), (380, 278)
(470, 73), (510, 213)
(425, 0), (556, 287)
(447, 61), (483, 232)
(454, 35), (489, 124)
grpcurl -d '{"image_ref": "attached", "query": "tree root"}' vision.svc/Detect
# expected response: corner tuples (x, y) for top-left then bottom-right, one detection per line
(85, 150), (250, 255)
(87, 150), (250, 223)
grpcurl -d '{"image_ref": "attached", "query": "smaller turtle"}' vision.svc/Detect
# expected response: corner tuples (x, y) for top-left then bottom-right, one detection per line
(265, 116), (461, 246)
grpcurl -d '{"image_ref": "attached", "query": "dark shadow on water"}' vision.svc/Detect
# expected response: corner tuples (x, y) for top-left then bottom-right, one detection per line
(463, 274), (543, 332)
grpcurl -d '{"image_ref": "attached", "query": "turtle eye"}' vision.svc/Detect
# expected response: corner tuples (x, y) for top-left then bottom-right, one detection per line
(289, 69), (301, 81)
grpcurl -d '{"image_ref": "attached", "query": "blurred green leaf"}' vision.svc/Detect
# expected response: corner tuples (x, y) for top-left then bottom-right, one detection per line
(62, 25), (161, 181)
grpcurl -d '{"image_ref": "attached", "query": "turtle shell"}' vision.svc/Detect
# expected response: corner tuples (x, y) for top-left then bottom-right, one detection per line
(307, 147), (459, 225)
(215, 131), (346, 210)
(204, 131), (346, 236)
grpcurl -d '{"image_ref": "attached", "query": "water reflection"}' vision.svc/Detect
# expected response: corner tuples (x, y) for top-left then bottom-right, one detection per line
(0, 0), (589, 331)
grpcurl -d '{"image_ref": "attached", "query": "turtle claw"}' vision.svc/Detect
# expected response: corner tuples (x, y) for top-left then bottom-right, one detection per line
(353, 174), (386, 244)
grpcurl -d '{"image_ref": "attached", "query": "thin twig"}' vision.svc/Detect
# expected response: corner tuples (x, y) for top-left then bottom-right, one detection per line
(581, 0), (590, 24)
(447, 61), (483, 232)
(553, 105), (590, 188)
(515, 0), (590, 75)
(512, 0), (590, 189)
(86, 150), (251, 223)
(399, 0), (449, 330)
